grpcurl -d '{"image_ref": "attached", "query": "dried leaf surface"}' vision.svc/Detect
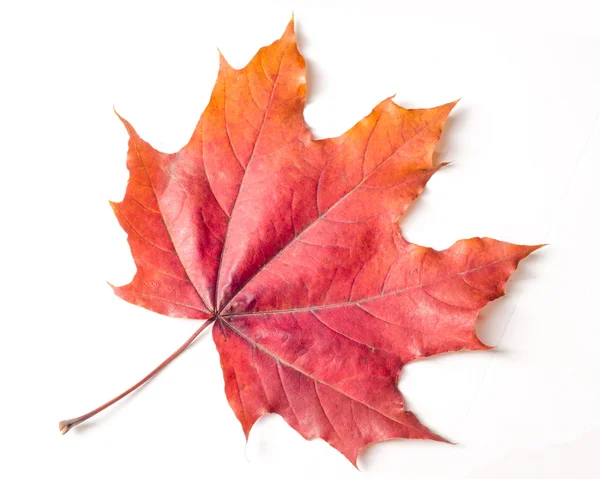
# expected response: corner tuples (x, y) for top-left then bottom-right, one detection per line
(111, 19), (540, 465)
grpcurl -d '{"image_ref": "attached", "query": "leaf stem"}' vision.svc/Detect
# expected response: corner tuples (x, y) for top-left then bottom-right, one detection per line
(59, 317), (215, 435)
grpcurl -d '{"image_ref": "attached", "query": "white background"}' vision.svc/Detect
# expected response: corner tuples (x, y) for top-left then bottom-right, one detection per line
(2, 0), (600, 477)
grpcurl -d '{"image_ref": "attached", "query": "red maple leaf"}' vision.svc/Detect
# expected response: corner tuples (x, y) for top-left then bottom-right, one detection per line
(60, 18), (541, 466)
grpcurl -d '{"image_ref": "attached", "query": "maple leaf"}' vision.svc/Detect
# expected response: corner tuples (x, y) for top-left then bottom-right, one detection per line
(60, 18), (541, 466)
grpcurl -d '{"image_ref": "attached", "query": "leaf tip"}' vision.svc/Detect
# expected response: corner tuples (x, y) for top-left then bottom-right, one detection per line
(382, 93), (398, 109)
(282, 13), (295, 41)
(106, 281), (121, 297)
(440, 98), (461, 118)
(112, 108), (139, 140)
(112, 104), (122, 119)
(217, 47), (230, 70)
(519, 243), (546, 260)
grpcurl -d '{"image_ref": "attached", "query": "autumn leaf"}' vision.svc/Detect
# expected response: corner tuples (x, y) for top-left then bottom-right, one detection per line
(60, 18), (542, 466)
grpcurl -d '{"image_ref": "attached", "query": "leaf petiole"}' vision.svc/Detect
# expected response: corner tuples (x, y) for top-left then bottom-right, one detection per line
(59, 317), (215, 434)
